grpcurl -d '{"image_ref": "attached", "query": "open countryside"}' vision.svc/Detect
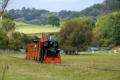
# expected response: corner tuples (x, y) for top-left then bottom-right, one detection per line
(0, 0), (120, 80)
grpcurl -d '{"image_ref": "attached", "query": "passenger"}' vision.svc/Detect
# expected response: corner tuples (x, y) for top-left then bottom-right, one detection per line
(39, 34), (48, 63)
(48, 34), (56, 41)
(39, 34), (48, 48)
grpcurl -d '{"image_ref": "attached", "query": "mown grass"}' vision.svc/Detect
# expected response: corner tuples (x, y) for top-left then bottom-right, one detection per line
(0, 51), (120, 80)
(15, 24), (60, 34)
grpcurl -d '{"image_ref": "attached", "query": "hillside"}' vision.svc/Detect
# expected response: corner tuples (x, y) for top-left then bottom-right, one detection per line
(78, 0), (120, 18)
(8, 0), (120, 25)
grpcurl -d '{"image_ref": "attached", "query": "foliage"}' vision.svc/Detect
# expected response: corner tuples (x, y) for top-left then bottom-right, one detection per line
(0, 0), (9, 17)
(112, 11), (120, 45)
(1, 12), (14, 20)
(12, 32), (24, 49)
(47, 15), (60, 26)
(8, 8), (49, 25)
(59, 10), (71, 18)
(94, 11), (120, 46)
(78, 0), (120, 18)
(12, 32), (39, 50)
(0, 19), (15, 32)
(0, 31), (39, 50)
(0, 32), (9, 49)
(8, 38), (15, 50)
(105, 0), (120, 10)
(57, 18), (93, 51)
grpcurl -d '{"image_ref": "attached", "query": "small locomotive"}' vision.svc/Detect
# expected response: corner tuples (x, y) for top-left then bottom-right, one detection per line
(26, 35), (61, 63)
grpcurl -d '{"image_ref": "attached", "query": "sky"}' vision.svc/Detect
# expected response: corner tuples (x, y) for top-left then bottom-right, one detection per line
(7, 0), (104, 12)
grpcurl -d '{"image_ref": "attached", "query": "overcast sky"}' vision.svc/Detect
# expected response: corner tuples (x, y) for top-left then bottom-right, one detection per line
(7, 0), (104, 12)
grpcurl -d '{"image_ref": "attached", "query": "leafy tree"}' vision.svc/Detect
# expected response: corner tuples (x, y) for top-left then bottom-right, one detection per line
(105, 0), (120, 10)
(0, 19), (15, 32)
(94, 15), (113, 46)
(2, 12), (14, 20)
(57, 18), (93, 51)
(59, 10), (71, 18)
(83, 18), (95, 29)
(47, 15), (60, 26)
(0, 0), (10, 17)
(94, 11), (120, 46)
(112, 11), (120, 45)
(69, 11), (80, 19)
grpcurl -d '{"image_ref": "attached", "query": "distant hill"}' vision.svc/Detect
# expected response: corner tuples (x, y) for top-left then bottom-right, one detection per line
(8, 0), (120, 25)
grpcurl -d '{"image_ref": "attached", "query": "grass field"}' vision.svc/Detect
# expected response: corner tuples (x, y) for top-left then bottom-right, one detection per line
(15, 23), (60, 34)
(0, 51), (120, 80)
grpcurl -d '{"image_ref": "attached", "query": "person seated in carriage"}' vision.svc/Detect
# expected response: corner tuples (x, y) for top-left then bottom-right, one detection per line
(48, 34), (56, 41)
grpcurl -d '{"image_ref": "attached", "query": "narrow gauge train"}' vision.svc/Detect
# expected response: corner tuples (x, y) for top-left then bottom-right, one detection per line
(26, 40), (61, 63)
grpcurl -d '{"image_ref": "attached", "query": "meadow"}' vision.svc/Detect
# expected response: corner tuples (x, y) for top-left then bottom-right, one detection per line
(0, 51), (120, 80)
(15, 23), (60, 34)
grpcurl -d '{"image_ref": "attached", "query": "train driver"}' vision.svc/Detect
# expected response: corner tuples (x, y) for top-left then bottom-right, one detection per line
(48, 34), (56, 41)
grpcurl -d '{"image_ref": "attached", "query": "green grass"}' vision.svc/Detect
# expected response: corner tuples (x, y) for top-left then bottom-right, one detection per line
(15, 24), (60, 34)
(0, 51), (120, 80)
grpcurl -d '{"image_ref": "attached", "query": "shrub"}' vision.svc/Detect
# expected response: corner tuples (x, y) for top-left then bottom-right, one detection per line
(57, 18), (93, 51)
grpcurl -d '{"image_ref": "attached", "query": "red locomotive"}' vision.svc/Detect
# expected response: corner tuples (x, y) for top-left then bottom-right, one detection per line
(26, 34), (61, 63)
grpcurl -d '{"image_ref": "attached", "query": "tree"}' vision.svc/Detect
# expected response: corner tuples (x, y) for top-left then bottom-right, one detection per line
(59, 10), (71, 18)
(69, 11), (80, 19)
(2, 12), (14, 20)
(57, 18), (93, 51)
(94, 15), (114, 46)
(112, 11), (120, 45)
(47, 15), (60, 26)
(0, 19), (15, 32)
(94, 11), (120, 46)
(105, 0), (120, 10)
(0, 0), (10, 17)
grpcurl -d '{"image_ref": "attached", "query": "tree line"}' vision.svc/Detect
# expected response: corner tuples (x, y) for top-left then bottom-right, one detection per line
(57, 11), (120, 51)
(8, 0), (120, 25)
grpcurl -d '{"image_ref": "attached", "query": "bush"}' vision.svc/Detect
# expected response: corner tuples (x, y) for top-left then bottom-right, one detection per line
(0, 32), (9, 49)
(57, 18), (93, 51)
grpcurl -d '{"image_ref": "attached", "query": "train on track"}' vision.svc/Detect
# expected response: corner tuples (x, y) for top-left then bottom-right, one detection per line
(26, 40), (61, 63)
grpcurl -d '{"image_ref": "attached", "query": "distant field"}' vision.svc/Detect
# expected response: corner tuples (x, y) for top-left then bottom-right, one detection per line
(0, 51), (120, 80)
(15, 24), (60, 34)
